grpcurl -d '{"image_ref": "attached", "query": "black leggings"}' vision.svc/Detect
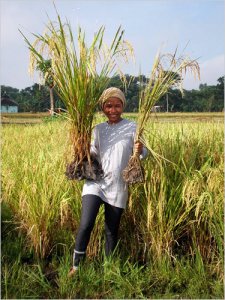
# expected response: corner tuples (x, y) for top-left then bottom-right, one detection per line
(73, 194), (124, 267)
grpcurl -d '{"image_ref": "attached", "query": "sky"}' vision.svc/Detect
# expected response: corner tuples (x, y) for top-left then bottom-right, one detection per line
(0, 0), (224, 90)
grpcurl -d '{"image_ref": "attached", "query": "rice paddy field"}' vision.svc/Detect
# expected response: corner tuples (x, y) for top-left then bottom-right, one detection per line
(1, 112), (224, 299)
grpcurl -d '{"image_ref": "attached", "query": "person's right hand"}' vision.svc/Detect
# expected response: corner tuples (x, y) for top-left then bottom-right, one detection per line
(134, 141), (143, 156)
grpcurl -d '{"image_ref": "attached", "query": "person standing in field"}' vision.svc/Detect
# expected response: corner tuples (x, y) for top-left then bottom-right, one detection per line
(68, 87), (148, 276)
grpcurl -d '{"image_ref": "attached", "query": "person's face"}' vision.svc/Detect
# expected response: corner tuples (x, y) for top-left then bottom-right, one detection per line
(103, 97), (123, 124)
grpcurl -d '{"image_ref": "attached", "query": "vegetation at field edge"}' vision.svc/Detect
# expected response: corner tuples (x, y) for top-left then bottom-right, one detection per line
(1, 111), (224, 125)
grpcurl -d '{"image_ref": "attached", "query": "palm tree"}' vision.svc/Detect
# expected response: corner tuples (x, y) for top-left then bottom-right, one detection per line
(36, 59), (55, 116)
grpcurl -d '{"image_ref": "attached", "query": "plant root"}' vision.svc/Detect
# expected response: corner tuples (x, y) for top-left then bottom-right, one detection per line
(122, 155), (145, 184)
(65, 156), (104, 181)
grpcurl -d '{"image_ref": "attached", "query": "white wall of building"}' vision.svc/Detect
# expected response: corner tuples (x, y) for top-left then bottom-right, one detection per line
(1, 105), (18, 113)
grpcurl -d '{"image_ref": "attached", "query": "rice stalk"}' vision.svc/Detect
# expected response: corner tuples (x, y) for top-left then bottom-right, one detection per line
(20, 11), (133, 180)
(123, 49), (200, 184)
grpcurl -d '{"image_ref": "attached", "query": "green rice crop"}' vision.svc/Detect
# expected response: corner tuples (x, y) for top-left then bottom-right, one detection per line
(1, 114), (224, 298)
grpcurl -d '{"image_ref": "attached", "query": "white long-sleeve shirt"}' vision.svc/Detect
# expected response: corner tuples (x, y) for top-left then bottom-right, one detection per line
(82, 118), (148, 208)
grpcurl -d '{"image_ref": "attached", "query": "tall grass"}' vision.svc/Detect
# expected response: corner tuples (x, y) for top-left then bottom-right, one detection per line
(1, 115), (224, 298)
(2, 246), (222, 299)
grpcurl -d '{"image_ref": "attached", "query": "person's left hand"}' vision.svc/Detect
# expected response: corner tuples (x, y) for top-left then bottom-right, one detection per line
(134, 141), (143, 156)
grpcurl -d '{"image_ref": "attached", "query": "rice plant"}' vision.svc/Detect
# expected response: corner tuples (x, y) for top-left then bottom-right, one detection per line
(1, 123), (72, 258)
(2, 116), (223, 298)
(20, 11), (133, 180)
(123, 122), (223, 275)
(123, 50), (200, 183)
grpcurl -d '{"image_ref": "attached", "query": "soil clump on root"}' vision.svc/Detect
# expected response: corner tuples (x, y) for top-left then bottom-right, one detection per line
(122, 156), (145, 184)
(65, 156), (104, 181)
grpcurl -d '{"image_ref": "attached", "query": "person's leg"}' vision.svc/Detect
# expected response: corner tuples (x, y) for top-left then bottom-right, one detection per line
(104, 202), (124, 256)
(73, 194), (103, 268)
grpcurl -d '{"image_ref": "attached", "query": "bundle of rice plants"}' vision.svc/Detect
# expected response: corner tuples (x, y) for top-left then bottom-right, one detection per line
(20, 11), (133, 181)
(122, 49), (200, 184)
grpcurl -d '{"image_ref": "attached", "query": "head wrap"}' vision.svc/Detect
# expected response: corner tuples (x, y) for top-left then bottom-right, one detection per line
(99, 87), (126, 109)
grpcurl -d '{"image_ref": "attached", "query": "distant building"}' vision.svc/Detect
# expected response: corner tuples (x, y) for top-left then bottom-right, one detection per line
(151, 105), (161, 112)
(1, 94), (18, 113)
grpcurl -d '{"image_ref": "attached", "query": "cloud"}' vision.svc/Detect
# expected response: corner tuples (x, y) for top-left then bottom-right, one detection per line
(183, 54), (224, 90)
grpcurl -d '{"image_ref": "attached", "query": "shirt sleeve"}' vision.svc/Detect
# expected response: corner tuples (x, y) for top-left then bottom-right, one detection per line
(140, 146), (148, 160)
(90, 126), (99, 158)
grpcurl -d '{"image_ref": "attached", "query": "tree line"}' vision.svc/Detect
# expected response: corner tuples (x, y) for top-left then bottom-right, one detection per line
(1, 75), (224, 113)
